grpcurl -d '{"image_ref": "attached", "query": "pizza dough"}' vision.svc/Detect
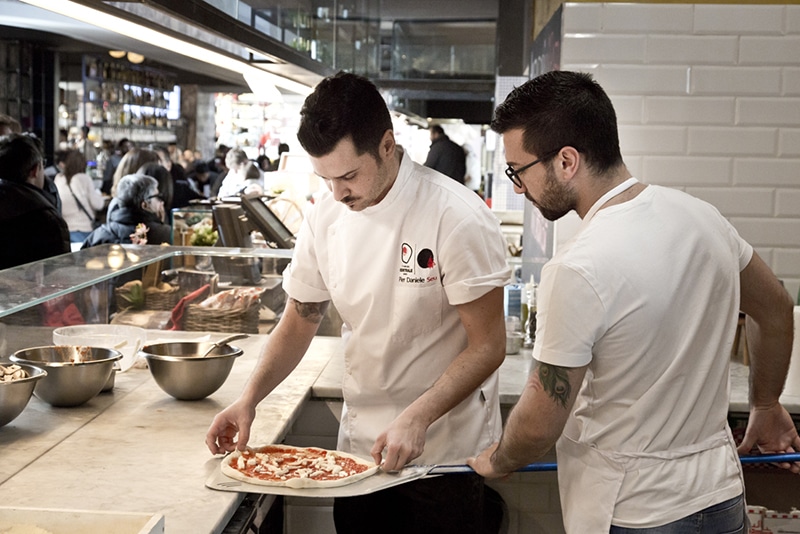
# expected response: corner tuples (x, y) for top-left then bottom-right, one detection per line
(220, 444), (380, 489)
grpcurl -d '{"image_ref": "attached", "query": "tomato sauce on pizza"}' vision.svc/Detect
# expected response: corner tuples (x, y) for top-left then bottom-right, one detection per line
(221, 444), (379, 489)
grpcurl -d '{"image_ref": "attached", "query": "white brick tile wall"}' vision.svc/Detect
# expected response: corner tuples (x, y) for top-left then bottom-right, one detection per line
(690, 66), (782, 96)
(779, 129), (800, 156)
(642, 156), (732, 186)
(784, 68), (800, 96)
(602, 3), (694, 33)
(619, 125), (686, 155)
(646, 36), (738, 65)
(562, 2), (602, 33)
(731, 218), (800, 247)
(594, 65), (689, 94)
(788, 6), (800, 34)
(774, 250), (800, 283)
(740, 36), (800, 65)
(688, 126), (777, 156)
(694, 5), (785, 35)
(686, 187), (774, 217)
(735, 158), (800, 186)
(737, 98), (800, 126)
(562, 34), (646, 64)
(609, 95), (644, 123)
(645, 96), (735, 125)
(776, 189), (800, 217)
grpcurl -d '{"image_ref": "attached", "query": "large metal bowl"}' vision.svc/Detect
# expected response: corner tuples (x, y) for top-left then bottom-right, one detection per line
(0, 362), (47, 427)
(140, 342), (243, 401)
(10, 346), (122, 407)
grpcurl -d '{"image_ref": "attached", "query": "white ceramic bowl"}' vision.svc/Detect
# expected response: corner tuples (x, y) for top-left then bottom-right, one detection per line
(53, 325), (146, 372)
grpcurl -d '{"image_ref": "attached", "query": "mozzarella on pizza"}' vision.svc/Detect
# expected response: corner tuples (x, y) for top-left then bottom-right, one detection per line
(220, 444), (380, 489)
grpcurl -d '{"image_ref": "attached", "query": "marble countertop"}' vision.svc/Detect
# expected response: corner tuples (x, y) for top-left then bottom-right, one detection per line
(313, 347), (800, 414)
(312, 346), (534, 406)
(0, 331), (340, 534)
(5, 330), (800, 533)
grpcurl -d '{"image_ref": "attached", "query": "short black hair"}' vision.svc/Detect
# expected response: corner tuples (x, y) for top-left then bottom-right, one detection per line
(492, 70), (623, 175)
(297, 72), (392, 160)
(0, 133), (44, 183)
(430, 124), (445, 136)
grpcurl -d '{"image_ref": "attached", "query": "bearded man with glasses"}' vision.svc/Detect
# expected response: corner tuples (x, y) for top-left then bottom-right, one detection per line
(469, 70), (798, 533)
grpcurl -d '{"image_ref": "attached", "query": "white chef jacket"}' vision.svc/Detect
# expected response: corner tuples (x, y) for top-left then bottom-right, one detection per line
(534, 181), (750, 531)
(283, 149), (511, 465)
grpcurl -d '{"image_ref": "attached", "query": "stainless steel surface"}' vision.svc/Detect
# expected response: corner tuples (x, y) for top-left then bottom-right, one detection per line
(140, 342), (243, 400)
(200, 333), (249, 358)
(10, 347), (121, 408)
(0, 363), (47, 427)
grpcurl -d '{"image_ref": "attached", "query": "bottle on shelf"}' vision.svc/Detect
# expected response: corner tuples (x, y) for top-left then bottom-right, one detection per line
(523, 275), (537, 349)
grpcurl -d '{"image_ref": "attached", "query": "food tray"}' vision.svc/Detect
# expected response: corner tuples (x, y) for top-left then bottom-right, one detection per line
(205, 459), (433, 498)
(0, 507), (164, 533)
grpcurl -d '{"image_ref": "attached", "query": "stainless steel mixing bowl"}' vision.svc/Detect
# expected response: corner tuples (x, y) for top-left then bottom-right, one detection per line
(139, 342), (243, 401)
(10, 346), (122, 407)
(0, 362), (47, 427)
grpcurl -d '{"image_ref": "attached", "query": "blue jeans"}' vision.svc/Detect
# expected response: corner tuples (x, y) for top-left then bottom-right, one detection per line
(70, 230), (91, 243)
(610, 494), (747, 534)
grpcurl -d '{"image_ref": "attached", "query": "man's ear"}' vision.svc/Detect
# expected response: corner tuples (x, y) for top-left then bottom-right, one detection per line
(379, 130), (395, 158)
(556, 146), (581, 182)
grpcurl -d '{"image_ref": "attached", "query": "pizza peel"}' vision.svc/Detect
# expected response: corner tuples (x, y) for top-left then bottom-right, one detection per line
(204, 460), (558, 498)
(206, 452), (800, 498)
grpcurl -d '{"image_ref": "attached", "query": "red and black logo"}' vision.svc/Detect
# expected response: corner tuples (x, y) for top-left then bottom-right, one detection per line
(417, 249), (435, 269)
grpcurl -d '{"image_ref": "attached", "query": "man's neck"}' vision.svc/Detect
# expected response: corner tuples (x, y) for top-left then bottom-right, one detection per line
(575, 166), (638, 218)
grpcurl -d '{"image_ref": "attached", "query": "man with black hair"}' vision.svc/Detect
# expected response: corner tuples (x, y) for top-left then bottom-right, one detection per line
(0, 133), (70, 269)
(207, 72), (510, 533)
(469, 70), (798, 533)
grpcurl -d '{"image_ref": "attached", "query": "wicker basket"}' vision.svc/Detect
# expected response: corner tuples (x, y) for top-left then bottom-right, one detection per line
(144, 285), (181, 311)
(183, 303), (260, 333)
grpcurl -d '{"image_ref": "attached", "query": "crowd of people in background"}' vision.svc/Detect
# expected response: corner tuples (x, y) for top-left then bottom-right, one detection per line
(0, 111), (292, 270)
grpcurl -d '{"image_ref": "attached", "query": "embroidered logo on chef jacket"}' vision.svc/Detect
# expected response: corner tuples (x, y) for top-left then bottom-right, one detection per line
(398, 243), (438, 285)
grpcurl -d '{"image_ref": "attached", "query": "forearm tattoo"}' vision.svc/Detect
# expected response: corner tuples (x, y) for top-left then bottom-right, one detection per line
(290, 298), (329, 324)
(536, 362), (571, 409)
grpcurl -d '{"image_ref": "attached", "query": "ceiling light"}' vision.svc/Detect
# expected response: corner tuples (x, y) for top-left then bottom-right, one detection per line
(108, 50), (126, 59)
(127, 52), (145, 64)
(19, 0), (312, 96)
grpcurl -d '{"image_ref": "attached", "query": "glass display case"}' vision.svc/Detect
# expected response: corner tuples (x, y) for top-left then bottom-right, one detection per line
(0, 245), (302, 356)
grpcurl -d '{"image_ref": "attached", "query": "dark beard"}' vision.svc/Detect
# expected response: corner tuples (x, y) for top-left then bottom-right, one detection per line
(526, 164), (575, 221)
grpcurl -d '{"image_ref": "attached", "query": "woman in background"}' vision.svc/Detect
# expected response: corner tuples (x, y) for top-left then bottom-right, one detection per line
(54, 149), (106, 244)
(110, 147), (160, 197)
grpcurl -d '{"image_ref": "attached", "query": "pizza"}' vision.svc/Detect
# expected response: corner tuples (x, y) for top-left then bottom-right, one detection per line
(220, 444), (380, 489)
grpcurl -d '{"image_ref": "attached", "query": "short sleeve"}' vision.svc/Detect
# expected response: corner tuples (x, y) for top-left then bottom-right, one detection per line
(440, 209), (512, 306)
(532, 262), (606, 368)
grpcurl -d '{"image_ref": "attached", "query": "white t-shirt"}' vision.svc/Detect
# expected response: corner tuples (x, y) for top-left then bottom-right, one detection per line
(533, 184), (752, 527)
(54, 172), (105, 233)
(283, 149), (511, 464)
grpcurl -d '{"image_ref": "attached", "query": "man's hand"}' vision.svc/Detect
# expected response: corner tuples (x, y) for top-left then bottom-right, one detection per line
(738, 403), (800, 474)
(205, 399), (256, 455)
(467, 442), (511, 480)
(370, 413), (428, 472)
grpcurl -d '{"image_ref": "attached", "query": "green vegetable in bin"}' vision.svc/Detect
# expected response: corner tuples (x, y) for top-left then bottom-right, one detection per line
(190, 225), (219, 247)
(116, 280), (144, 310)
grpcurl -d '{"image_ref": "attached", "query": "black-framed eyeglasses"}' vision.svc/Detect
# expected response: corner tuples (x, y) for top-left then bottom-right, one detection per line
(504, 149), (560, 188)
(146, 193), (164, 202)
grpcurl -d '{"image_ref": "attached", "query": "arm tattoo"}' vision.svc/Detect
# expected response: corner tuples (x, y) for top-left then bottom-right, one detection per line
(290, 298), (329, 324)
(536, 362), (572, 409)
